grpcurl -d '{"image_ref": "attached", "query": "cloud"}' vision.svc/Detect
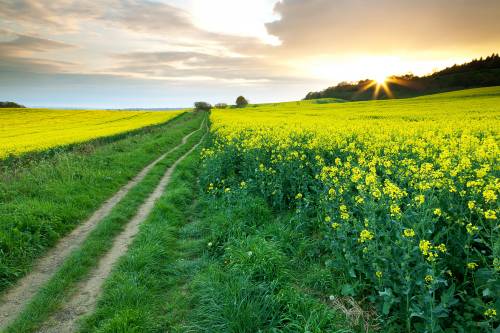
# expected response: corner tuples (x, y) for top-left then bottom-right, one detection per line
(0, 0), (106, 31)
(104, 0), (195, 35)
(0, 30), (73, 56)
(0, 30), (76, 73)
(267, 0), (500, 55)
(109, 51), (293, 82)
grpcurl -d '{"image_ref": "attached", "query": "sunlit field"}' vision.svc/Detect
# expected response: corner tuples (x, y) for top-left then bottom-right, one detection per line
(202, 87), (500, 331)
(0, 109), (183, 158)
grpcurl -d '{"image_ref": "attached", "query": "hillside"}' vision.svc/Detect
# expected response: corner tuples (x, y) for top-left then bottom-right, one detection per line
(305, 54), (500, 101)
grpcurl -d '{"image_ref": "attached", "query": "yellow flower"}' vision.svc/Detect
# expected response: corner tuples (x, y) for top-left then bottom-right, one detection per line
(419, 240), (440, 262)
(419, 240), (431, 256)
(484, 308), (497, 318)
(426, 252), (438, 262)
(295, 193), (303, 200)
(467, 262), (478, 270)
(483, 189), (497, 203)
(331, 222), (340, 229)
(240, 181), (247, 188)
(375, 271), (383, 278)
(467, 201), (475, 210)
(415, 194), (425, 205)
(484, 210), (497, 220)
(339, 205), (349, 220)
(325, 216), (331, 222)
(425, 275), (433, 283)
(436, 243), (447, 253)
(358, 229), (374, 243)
(433, 208), (442, 217)
(224, 187), (231, 193)
(403, 228), (415, 238)
(390, 204), (401, 216)
(466, 223), (478, 235)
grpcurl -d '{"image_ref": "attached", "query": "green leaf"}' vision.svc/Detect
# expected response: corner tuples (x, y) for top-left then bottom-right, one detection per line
(341, 284), (355, 296)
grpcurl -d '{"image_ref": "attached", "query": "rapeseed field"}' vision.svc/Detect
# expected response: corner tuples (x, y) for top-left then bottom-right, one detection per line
(202, 87), (500, 331)
(0, 109), (182, 158)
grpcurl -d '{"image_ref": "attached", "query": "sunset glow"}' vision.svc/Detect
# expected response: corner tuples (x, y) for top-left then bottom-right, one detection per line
(0, 0), (498, 107)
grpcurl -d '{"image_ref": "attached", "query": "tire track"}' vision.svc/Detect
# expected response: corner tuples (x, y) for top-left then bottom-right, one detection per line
(39, 125), (207, 333)
(0, 116), (205, 330)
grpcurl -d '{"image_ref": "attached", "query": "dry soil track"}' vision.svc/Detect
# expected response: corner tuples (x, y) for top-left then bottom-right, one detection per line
(39, 127), (206, 332)
(0, 117), (206, 331)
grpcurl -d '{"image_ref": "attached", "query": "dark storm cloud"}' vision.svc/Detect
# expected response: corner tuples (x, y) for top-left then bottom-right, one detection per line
(267, 0), (500, 54)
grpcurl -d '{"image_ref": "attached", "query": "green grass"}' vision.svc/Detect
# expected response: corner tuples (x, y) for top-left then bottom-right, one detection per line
(79, 154), (362, 332)
(0, 111), (203, 290)
(4, 117), (207, 333)
(79, 143), (206, 333)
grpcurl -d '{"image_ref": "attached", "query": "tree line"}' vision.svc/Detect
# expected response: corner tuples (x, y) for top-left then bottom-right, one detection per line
(194, 96), (248, 111)
(305, 54), (500, 101)
(0, 101), (25, 108)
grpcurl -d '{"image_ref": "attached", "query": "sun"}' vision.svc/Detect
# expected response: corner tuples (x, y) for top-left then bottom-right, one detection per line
(373, 74), (389, 85)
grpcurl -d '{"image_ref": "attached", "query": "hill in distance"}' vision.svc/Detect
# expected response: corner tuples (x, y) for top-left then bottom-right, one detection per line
(305, 53), (500, 101)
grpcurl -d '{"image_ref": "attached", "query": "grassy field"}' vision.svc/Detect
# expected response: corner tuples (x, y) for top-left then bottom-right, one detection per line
(0, 112), (203, 290)
(0, 109), (182, 158)
(4, 119), (207, 333)
(1, 87), (498, 332)
(80, 142), (356, 333)
(202, 87), (499, 332)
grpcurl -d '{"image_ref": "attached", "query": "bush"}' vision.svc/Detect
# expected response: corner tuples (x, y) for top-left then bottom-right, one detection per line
(194, 102), (212, 111)
(215, 103), (228, 109)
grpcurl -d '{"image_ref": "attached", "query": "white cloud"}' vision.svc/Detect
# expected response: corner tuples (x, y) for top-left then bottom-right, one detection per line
(190, 0), (281, 45)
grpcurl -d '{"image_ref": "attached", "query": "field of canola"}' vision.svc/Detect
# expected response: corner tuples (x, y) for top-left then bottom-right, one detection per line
(203, 87), (499, 331)
(0, 109), (182, 158)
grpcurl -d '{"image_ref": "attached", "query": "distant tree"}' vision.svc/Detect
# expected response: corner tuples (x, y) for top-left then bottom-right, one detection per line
(0, 101), (25, 108)
(194, 101), (212, 111)
(235, 96), (248, 108)
(214, 103), (228, 109)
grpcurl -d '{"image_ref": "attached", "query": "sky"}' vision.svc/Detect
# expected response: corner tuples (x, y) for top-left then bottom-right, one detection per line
(0, 0), (499, 108)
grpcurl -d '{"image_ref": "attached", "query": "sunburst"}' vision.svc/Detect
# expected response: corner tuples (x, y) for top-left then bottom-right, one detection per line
(356, 76), (413, 99)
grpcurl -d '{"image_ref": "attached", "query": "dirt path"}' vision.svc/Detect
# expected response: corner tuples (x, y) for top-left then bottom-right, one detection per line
(38, 126), (207, 333)
(0, 118), (205, 330)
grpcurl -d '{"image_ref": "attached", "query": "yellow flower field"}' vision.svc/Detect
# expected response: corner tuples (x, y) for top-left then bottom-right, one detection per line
(0, 109), (183, 157)
(203, 87), (500, 331)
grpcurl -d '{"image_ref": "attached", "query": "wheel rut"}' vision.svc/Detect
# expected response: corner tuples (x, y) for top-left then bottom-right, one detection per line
(37, 123), (207, 333)
(0, 117), (205, 331)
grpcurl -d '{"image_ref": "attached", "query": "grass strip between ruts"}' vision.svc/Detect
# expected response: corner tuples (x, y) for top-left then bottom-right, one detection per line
(3, 118), (207, 333)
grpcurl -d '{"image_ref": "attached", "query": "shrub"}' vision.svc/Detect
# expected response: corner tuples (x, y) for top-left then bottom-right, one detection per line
(215, 103), (228, 109)
(194, 102), (212, 111)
